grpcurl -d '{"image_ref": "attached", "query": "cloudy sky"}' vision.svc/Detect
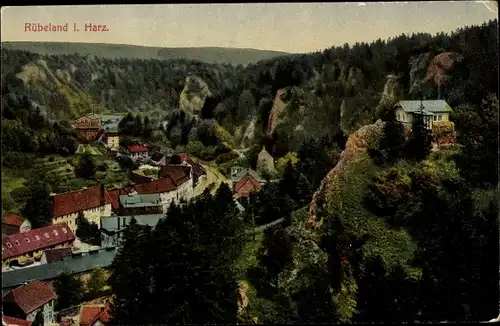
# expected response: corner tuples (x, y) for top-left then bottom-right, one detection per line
(1, 2), (497, 53)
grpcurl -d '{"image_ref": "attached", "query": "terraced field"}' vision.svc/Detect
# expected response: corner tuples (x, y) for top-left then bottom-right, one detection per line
(32, 155), (82, 192)
(76, 144), (104, 155)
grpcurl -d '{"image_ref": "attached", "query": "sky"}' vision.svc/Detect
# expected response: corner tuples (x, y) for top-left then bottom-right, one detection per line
(1, 2), (498, 53)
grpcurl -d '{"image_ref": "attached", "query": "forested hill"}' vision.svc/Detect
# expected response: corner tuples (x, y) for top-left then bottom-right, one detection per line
(0, 42), (291, 66)
(1, 20), (497, 160)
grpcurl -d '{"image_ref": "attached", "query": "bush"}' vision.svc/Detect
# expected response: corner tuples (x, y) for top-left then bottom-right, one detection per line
(215, 151), (240, 165)
(48, 157), (55, 162)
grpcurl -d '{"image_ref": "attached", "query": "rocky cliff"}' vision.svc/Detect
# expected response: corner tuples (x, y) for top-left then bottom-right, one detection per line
(266, 89), (286, 135)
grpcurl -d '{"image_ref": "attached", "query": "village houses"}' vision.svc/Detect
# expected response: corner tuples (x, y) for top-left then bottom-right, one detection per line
(2, 280), (57, 324)
(51, 184), (113, 232)
(73, 116), (103, 143)
(128, 144), (149, 159)
(230, 166), (266, 199)
(2, 223), (75, 269)
(40, 247), (73, 265)
(2, 214), (32, 236)
(78, 303), (112, 326)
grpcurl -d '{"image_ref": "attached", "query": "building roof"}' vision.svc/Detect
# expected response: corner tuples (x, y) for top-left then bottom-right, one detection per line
(43, 247), (73, 264)
(133, 177), (177, 195)
(158, 165), (191, 186)
(166, 153), (206, 177)
(2, 223), (75, 260)
(395, 100), (453, 113)
(231, 168), (264, 183)
(2, 248), (118, 289)
(119, 194), (162, 208)
(128, 144), (148, 153)
(3, 280), (56, 315)
(2, 315), (33, 326)
(150, 152), (165, 163)
(233, 173), (262, 198)
(101, 214), (165, 232)
(51, 184), (113, 218)
(106, 187), (134, 210)
(79, 304), (111, 326)
(2, 214), (26, 228)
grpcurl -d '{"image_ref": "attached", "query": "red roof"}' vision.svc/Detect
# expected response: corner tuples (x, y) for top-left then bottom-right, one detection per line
(3, 280), (57, 315)
(2, 315), (33, 326)
(79, 304), (111, 326)
(234, 173), (261, 198)
(176, 153), (206, 177)
(3, 214), (26, 227)
(177, 152), (190, 162)
(43, 247), (73, 263)
(134, 177), (177, 195)
(2, 223), (75, 260)
(158, 165), (191, 186)
(128, 144), (148, 153)
(106, 187), (133, 210)
(51, 184), (113, 218)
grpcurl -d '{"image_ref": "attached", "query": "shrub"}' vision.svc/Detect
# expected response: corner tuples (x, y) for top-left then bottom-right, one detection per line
(215, 151), (240, 165)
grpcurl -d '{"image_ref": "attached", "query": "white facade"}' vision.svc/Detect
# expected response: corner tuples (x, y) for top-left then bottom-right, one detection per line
(106, 135), (120, 150)
(157, 178), (194, 213)
(26, 300), (55, 324)
(52, 204), (112, 232)
(395, 107), (450, 130)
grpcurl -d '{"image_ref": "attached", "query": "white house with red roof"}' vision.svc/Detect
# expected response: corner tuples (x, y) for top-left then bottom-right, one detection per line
(2, 280), (57, 324)
(128, 144), (149, 159)
(2, 223), (75, 269)
(2, 214), (32, 236)
(51, 184), (113, 232)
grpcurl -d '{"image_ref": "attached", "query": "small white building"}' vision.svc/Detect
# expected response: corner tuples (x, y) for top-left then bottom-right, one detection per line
(394, 100), (453, 130)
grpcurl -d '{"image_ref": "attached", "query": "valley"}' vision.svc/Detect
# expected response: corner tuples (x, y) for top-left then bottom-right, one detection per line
(1, 13), (498, 326)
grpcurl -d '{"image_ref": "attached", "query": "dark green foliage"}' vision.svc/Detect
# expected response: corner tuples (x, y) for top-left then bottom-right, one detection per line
(75, 212), (101, 246)
(54, 272), (85, 310)
(75, 154), (96, 179)
(379, 120), (406, 165)
(405, 114), (431, 161)
(22, 180), (52, 228)
(257, 226), (293, 293)
(109, 217), (154, 325)
(109, 183), (245, 324)
(452, 94), (499, 187)
(32, 310), (44, 326)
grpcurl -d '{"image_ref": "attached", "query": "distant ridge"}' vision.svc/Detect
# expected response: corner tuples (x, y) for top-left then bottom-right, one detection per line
(0, 41), (291, 65)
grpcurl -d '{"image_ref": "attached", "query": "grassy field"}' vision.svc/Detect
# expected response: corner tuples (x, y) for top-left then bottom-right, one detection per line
(76, 144), (104, 155)
(2, 169), (27, 215)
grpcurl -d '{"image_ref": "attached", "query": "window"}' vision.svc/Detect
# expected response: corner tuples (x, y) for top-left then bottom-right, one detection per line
(433, 115), (437, 121)
(6, 242), (12, 248)
(35, 235), (40, 241)
(438, 115), (442, 121)
(44, 232), (50, 238)
(25, 238), (30, 243)
(15, 240), (20, 246)
(53, 230), (59, 236)
(62, 228), (68, 233)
